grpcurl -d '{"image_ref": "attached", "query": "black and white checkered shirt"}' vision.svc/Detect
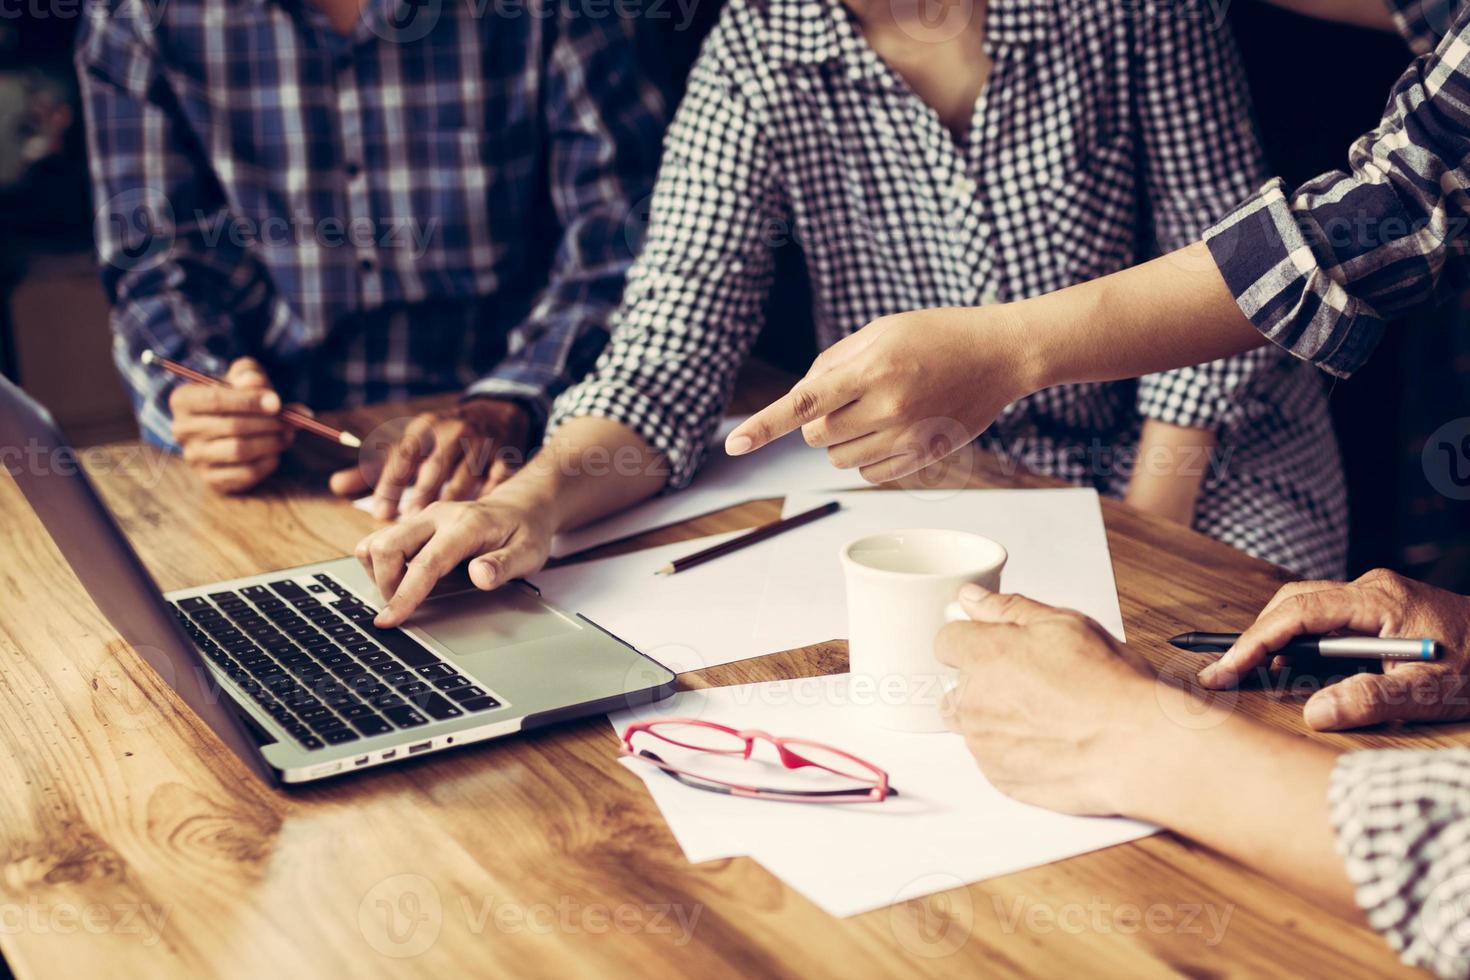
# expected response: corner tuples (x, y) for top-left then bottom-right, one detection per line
(1332, 749), (1470, 979)
(549, 0), (1347, 578)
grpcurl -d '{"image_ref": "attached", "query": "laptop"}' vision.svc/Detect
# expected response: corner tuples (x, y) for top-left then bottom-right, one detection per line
(0, 375), (676, 786)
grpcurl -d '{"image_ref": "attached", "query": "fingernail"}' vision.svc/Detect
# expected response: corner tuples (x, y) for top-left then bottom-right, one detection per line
(260, 391), (281, 414)
(726, 434), (753, 455)
(1198, 664), (1219, 685)
(1304, 697), (1339, 730)
(960, 583), (988, 602)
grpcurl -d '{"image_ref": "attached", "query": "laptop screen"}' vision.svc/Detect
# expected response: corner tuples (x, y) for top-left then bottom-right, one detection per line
(0, 375), (278, 786)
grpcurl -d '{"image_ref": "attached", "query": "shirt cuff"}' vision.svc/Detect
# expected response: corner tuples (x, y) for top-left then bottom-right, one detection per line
(1204, 179), (1386, 379)
(117, 335), (230, 454)
(547, 378), (702, 490)
(462, 377), (553, 445)
(1331, 748), (1470, 978)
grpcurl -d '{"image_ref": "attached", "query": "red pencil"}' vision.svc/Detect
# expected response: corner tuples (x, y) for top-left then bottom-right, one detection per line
(140, 350), (362, 449)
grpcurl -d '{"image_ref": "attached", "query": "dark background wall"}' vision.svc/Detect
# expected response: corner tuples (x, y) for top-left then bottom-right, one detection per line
(2, 0), (1467, 586)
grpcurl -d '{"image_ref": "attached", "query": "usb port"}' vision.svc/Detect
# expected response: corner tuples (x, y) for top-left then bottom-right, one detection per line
(408, 741), (432, 755)
(381, 750), (397, 761)
(354, 756), (371, 767)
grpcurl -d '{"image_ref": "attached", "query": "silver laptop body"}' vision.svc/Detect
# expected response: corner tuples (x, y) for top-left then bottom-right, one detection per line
(1, 375), (676, 786)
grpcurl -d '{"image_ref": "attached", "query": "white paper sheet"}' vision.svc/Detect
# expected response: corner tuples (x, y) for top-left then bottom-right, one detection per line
(531, 530), (779, 673)
(610, 676), (1155, 916)
(767, 488), (1126, 643)
(533, 487), (1124, 675)
(549, 419), (868, 559)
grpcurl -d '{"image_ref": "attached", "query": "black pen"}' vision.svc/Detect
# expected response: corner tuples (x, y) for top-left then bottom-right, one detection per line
(1169, 631), (1441, 662)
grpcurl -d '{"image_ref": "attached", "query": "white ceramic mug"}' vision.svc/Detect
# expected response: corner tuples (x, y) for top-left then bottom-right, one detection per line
(840, 529), (1008, 733)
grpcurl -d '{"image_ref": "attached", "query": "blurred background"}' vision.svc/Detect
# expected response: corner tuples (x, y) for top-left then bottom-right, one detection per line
(3, 0), (1467, 589)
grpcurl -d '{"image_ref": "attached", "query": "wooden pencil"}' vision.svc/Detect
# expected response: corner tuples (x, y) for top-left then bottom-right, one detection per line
(141, 350), (362, 449)
(655, 500), (841, 576)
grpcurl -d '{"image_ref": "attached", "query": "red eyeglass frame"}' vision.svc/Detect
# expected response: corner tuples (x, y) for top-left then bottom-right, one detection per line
(619, 717), (896, 804)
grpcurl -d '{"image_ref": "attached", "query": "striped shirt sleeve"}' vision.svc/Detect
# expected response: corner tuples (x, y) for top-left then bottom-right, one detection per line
(1389, 0), (1464, 53)
(1203, 7), (1470, 378)
(1331, 749), (1470, 978)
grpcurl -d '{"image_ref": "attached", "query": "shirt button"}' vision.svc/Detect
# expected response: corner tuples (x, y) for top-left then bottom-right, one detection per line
(979, 290), (1000, 305)
(950, 176), (977, 200)
(344, 161), (362, 179)
(335, 55), (352, 73)
(359, 258), (375, 272)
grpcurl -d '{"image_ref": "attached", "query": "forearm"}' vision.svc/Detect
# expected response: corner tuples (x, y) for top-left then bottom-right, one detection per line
(1009, 243), (1268, 396)
(1119, 686), (1358, 919)
(1124, 419), (1215, 525)
(489, 416), (668, 533)
(1256, 0), (1397, 31)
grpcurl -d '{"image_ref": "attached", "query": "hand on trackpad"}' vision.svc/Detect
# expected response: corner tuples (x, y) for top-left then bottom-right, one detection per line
(408, 576), (579, 656)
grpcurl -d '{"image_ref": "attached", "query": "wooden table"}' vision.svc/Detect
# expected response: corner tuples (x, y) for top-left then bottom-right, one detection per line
(1, 379), (1462, 979)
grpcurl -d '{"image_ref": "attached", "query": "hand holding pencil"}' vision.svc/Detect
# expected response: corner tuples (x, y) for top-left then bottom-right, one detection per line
(144, 351), (360, 494)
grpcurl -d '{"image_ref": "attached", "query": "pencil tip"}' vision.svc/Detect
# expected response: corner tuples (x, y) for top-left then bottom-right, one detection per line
(339, 432), (363, 449)
(140, 350), (157, 365)
(654, 564), (673, 576)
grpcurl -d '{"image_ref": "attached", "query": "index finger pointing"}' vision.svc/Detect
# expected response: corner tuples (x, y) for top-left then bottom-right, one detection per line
(725, 374), (859, 456)
(377, 526), (495, 627)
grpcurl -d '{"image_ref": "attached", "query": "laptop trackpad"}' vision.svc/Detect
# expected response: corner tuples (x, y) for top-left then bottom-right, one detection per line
(411, 584), (581, 656)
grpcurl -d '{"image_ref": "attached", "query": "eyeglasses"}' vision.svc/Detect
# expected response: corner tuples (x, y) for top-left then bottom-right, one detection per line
(619, 717), (896, 804)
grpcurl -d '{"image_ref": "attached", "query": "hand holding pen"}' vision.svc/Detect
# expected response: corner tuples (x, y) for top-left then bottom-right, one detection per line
(1185, 569), (1470, 732)
(143, 351), (361, 494)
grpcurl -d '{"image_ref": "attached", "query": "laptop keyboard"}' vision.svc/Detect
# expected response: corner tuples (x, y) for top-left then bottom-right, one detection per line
(170, 573), (501, 751)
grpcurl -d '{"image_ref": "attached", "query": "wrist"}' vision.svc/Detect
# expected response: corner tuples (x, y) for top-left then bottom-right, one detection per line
(482, 464), (562, 525)
(992, 300), (1051, 399)
(1099, 679), (1227, 821)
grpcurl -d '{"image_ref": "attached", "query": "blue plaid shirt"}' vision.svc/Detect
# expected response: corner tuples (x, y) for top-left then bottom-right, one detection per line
(77, 0), (668, 449)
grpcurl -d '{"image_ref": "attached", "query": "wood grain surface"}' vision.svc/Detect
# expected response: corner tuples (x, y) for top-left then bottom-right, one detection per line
(0, 369), (1459, 979)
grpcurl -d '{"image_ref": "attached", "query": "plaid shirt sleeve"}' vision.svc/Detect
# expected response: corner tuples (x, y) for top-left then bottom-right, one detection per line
(1388, 0), (1464, 53)
(1331, 748), (1470, 978)
(1132, 0), (1283, 433)
(543, 6), (783, 488)
(463, 6), (668, 437)
(76, 0), (293, 451)
(1203, 5), (1470, 379)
